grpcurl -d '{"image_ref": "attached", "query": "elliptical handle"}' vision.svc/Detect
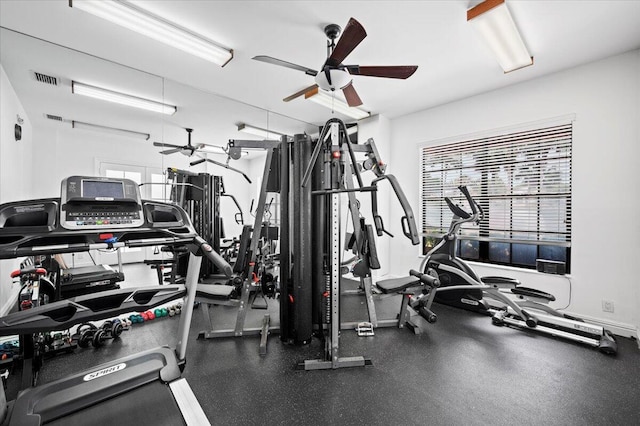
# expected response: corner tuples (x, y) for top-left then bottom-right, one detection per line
(445, 197), (471, 219)
(458, 186), (477, 215)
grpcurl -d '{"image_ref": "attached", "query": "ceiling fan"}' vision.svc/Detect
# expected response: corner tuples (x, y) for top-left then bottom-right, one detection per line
(253, 17), (418, 107)
(153, 128), (225, 157)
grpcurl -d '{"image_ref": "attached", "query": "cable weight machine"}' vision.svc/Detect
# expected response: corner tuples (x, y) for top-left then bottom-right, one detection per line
(279, 119), (377, 370)
(166, 169), (243, 279)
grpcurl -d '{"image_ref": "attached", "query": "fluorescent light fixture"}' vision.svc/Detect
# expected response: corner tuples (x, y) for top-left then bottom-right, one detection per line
(305, 88), (370, 120)
(237, 123), (287, 140)
(199, 146), (228, 155)
(467, 0), (533, 73)
(72, 120), (150, 140)
(72, 81), (177, 115)
(69, 0), (233, 66)
(309, 124), (357, 141)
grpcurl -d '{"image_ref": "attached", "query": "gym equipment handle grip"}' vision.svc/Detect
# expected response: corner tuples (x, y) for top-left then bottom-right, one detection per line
(418, 305), (438, 324)
(458, 186), (477, 215)
(445, 197), (471, 219)
(194, 237), (233, 277)
(10, 267), (47, 278)
(409, 269), (440, 288)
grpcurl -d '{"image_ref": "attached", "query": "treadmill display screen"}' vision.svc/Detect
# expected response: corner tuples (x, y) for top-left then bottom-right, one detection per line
(82, 180), (125, 200)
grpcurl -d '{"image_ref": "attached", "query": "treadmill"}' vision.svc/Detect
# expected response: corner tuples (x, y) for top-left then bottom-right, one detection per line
(0, 175), (232, 425)
(59, 264), (124, 298)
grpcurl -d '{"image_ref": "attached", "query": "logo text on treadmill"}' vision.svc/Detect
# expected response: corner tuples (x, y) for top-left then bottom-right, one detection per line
(83, 363), (127, 381)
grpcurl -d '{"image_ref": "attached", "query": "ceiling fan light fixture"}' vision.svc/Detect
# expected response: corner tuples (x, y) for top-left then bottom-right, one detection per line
(72, 81), (177, 115)
(237, 123), (287, 140)
(467, 0), (533, 73)
(305, 88), (370, 120)
(315, 69), (352, 91)
(72, 120), (150, 140)
(69, 0), (233, 66)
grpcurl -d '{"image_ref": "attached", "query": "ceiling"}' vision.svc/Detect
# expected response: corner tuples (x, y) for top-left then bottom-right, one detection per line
(1, 0), (640, 135)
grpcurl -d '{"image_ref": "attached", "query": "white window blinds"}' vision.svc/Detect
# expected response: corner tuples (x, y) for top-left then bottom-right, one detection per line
(421, 122), (572, 248)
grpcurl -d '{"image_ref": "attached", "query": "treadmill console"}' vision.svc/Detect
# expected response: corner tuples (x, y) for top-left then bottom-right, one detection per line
(60, 176), (144, 230)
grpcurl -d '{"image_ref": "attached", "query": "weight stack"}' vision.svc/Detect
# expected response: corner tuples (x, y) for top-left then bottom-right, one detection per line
(279, 134), (314, 344)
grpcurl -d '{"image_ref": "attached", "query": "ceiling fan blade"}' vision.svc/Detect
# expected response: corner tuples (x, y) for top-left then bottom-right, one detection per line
(326, 17), (367, 67)
(160, 148), (182, 155)
(346, 65), (418, 79)
(153, 142), (182, 149)
(283, 84), (319, 102)
(342, 83), (363, 107)
(253, 55), (318, 76)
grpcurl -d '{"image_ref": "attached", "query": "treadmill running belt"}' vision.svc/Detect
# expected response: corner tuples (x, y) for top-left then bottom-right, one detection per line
(46, 380), (184, 426)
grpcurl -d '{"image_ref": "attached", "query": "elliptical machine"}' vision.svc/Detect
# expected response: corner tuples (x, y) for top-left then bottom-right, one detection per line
(419, 186), (617, 355)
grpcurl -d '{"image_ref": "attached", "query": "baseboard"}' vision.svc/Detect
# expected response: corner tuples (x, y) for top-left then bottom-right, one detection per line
(566, 311), (639, 340)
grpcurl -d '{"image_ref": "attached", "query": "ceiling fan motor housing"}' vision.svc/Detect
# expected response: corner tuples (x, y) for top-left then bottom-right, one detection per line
(315, 69), (352, 91)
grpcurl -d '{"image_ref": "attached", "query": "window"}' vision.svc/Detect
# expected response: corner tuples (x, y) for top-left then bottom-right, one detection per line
(420, 120), (572, 271)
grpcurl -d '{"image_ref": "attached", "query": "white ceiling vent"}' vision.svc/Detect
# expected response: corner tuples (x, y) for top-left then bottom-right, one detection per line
(33, 71), (59, 86)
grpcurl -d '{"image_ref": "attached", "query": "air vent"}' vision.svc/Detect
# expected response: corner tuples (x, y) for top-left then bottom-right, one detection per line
(45, 114), (63, 121)
(33, 72), (58, 86)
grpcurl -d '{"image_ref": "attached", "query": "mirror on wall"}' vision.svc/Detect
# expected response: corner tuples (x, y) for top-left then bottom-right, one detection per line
(0, 26), (314, 208)
(0, 27), (314, 288)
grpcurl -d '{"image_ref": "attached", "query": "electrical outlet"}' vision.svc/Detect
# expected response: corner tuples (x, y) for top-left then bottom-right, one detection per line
(602, 300), (615, 313)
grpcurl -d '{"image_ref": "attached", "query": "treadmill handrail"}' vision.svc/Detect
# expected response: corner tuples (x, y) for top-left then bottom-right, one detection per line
(0, 286), (186, 335)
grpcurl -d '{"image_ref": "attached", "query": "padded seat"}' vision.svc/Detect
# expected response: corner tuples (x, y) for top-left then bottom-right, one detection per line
(376, 276), (421, 294)
(196, 283), (235, 301)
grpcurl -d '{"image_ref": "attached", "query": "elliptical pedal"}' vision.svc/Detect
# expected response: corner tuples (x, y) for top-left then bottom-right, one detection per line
(598, 331), (618, 355)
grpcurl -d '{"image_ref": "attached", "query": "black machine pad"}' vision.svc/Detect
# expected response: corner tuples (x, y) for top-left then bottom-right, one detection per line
(376, 276), (421, 294)
(196, 284), (235, 301)
(480, 276), (521, 287)
(511, 286), (556, 302)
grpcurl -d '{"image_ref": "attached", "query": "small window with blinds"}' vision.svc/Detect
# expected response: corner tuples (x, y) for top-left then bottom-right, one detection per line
(420, 121), (572, 271)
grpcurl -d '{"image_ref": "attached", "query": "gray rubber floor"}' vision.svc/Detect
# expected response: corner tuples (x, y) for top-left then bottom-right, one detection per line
(6, 264), (640, 426)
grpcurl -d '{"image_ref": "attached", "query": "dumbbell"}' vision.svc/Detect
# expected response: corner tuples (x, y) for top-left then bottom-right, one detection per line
(129, 314), (144, 324)
(91, 319), (125, 347)
(76, 323), (99, 348)
(153, 307), (169, 318)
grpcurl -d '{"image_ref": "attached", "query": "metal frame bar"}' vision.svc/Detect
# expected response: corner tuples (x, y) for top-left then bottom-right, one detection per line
(301, 122), (370, 370)
(175, 254), (202, 362)
(197, 146), (280, 354)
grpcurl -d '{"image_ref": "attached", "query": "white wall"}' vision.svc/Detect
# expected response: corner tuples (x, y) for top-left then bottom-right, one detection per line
(389, 50), (640, 335)
(0, 64), (34, 314)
